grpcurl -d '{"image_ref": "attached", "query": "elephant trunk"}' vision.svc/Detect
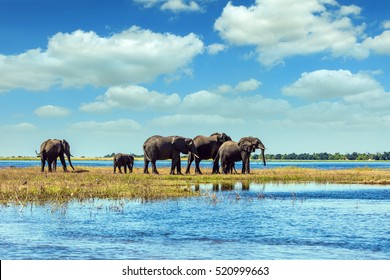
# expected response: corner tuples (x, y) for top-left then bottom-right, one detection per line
(261, 148), (266, 166)
(66, 153), (75, 170)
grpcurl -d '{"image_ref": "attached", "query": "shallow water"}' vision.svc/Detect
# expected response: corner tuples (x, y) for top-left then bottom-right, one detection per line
(2, 159), (390, 170)
(0, 183), (389, 260)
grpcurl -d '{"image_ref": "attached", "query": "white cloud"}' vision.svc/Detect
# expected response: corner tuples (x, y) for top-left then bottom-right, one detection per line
(0, 26), (204, 92)
(383, 20), (390, 29)
(80, 85), (181, 113)
(69, 119), (142, 132)
(34, 105), (71, 117)
(362, 30), (390, 55)
(235, 79), (262, 93)
(2, 122), (37, 131)
(149, 114), (244, 127)
(180, 88), (290, 118)
(282, 69), (382, 100)
(161, 0), (200, 12)
(206, 43), (226, 55)
(214, 0), (376, 66)
(215, 78), (261, 94)
(280, 69), (390, 129)
(339, 5), (361, 16)
(135, 0), (202, 13)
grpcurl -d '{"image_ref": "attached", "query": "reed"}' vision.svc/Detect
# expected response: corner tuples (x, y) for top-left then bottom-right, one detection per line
(1, 166), (389, 204)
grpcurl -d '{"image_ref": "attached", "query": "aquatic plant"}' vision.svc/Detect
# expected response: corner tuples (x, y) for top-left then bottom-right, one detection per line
(0, 166), (389, 204)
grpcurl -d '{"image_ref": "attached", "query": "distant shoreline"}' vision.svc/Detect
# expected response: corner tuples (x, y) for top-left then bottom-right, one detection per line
(0, 157), (388, 162)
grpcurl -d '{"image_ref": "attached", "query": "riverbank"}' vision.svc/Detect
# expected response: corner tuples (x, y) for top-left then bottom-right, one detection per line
(1, 166), (389, 204)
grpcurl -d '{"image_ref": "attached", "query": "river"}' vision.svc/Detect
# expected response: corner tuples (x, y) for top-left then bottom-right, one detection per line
(1, 183), (389, 260)
(1, 159), (390, 170)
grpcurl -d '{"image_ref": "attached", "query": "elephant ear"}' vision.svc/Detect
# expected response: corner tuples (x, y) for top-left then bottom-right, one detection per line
(238, 138), (252, 153)
(171, 136), (182, 144)
(184, 138), (194, 147)
(216, 133), (224, 143)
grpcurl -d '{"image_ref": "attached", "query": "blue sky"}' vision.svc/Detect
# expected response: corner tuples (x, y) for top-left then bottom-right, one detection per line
(1, 0), (389, 157)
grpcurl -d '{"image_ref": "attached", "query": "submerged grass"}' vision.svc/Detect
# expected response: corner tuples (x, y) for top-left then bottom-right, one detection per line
(0, 166), (389, 205)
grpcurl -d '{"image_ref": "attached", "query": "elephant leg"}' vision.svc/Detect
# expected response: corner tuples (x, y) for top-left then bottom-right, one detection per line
(185, 153), (194, 174)
(41, 157), (45, 172)
(48, 160), (53, 172)
(177, 157), (183, 175)
(143, 159), (149, 174)
(59, 154), (68, 172)
(124, 165), (127, 174)
(212, 158), (219, 174)
(194, 158), (202, 174)
(244, 157), (250, 174)
(221, 160), (228, 174)
(151, 161), (159, 174)
(170, 158), (176, 175)
(114, 165), (117, 173)
(242, 161), (250, 174)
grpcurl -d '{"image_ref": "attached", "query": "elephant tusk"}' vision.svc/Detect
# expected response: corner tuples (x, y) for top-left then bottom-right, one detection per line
(193, 153), (200, 159)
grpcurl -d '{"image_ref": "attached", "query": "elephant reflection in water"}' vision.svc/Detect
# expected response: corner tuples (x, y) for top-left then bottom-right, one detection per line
(192, 182), (250, 192)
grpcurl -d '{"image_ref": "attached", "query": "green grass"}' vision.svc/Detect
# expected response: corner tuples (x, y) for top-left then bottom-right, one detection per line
(1, 166), (389, 205)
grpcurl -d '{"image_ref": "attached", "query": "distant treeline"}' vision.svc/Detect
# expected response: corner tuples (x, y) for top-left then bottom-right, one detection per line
(258, 152), (390, 161)
(102, 152), (390, 161)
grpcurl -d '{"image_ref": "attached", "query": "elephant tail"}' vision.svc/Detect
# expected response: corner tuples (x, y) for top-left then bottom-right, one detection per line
(143, 144), (152, 162)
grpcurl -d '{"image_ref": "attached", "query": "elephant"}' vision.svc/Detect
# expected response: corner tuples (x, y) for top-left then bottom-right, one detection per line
(113, 153), (134, 174)
(215, 136), (266, 174)
(143, 135), (199, 175)
(37, 139), (75, 172)
(185, 132), (232, 174)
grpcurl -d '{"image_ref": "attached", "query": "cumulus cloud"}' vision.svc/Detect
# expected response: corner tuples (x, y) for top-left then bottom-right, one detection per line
(180, 88), (290, 118)
(0, 26), (204, 92)
(149, 114), (245, 127)
(280, 69), (390, 128)
(69, 119), (142, 132)
(34, 105), (71, 117)
(215, 78), (262, 94)
(135, 0), (202, 12)
(362, 30), (390, 55)
(383, 20), (390, 29)
(282, 69), (382, 100)
(214, 0), (383, 66)
(80, 85), (181, 113)
(2, 122), (37, 131)
(206, 43), (227, 55)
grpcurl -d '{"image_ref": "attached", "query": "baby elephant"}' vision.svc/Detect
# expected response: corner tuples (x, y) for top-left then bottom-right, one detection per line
(113, 153), (134, 174)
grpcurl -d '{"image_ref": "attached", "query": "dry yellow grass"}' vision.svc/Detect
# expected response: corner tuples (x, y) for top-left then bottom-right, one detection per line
(0, 166), (389, 204)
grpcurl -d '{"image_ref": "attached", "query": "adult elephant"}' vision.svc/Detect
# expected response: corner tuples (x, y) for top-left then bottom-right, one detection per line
(215, 136), (266, 174)
(113, 153), (134, 174)
(37, 139), (75, 172)
(185, 132), (232, 174)
(143, 135), (199, 175)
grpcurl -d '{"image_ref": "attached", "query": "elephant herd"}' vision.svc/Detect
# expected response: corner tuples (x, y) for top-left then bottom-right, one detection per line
(37, 133), (266, 175)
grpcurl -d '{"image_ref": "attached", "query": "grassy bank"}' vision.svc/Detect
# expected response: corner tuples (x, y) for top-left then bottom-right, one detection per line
(1, 166), (389, 205)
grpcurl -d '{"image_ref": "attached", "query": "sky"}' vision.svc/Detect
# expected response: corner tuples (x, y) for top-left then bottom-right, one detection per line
(0, 0), (389, 157)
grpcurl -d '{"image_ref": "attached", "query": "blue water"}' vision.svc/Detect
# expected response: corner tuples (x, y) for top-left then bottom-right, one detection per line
(2, 159), (390, 170)
(0, 183), (389, 260)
